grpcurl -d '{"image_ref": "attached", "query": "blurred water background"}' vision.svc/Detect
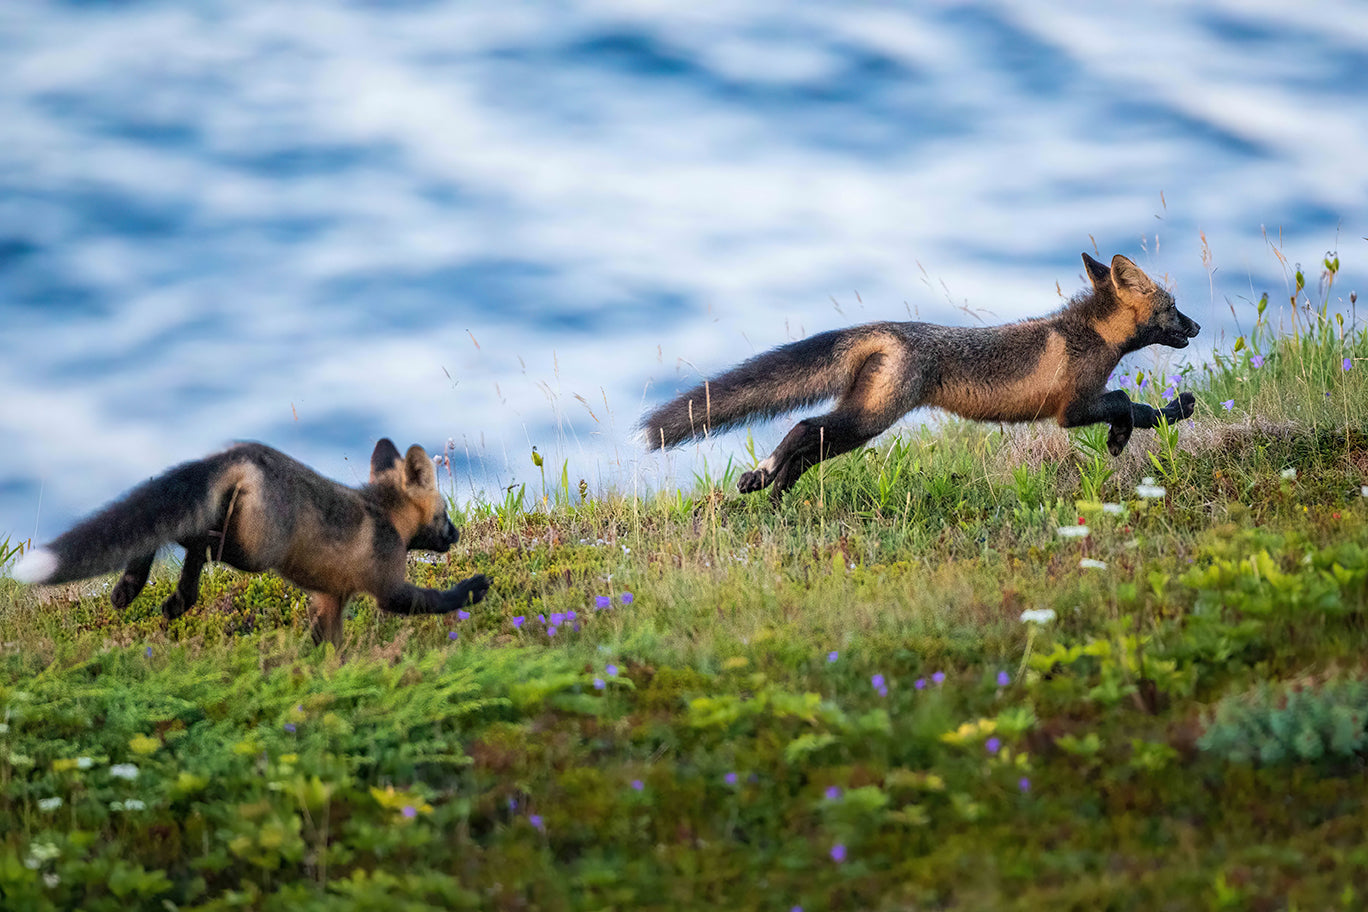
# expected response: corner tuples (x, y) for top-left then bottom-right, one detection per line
(3, 0), (1367, 537)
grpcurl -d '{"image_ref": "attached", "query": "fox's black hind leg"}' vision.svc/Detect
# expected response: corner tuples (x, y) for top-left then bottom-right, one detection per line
(739, 350), (909, 503)
(111, 553), (156, 610)
(738, 414), (882, 503)
(161, 540), (210, 621)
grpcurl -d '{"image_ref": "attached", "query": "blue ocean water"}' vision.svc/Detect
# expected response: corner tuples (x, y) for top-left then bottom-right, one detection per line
(2, 1), (1366, 537)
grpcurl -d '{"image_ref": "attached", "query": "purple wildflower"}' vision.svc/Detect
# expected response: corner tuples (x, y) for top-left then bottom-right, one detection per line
(985, 737), (1002, 754)
(606, 664), (619, 677)
(631, 779), (644, 791)
(1119, 374), (1131, 388)
(824, 785), (842, 801)
(914, 678), (926, 690)
(538, 613), (546, 623)
(547, 625), (557, 637)
(932, 671), (946, 685)
(567, 610), (577, 620)
(724, 772), (738, 786)
(827, 651), (839, 663)
(529, 814), (544, 830)
(457, 610), (470, 621)
(595, 596), (611, 609)
(1250, 354), (1264, 368)
(448, 630), (459, 640)
(871, 673), (885, 690)
(830, 843), (847, 864)
(1018, 777), (1031, 793)
(550, 612), (564, 625)
(402, 805), (417, 819)
(621, 592), (634, 605)
(1222, 399), (1234, 411)
(1344, 357), (1353, 371)
(284, 723), (296, 734)
(593, 677), (606, 690)
(145, 646), (152, 658)
(996, 670), (1010, 687)
(512, 616), (525, 629)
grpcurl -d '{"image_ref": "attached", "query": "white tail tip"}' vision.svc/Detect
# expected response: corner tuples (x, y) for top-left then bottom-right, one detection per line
(12, 548), (58, 584)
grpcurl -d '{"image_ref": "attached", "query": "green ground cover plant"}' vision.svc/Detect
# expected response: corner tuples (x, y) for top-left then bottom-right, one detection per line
(2, 250), (1367, 910)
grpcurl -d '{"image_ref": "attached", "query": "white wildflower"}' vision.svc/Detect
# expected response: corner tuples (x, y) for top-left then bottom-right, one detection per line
(122, 798), (146, 811)
(1135, 477), (1166, 499)
(1020, 608), (1058, 625)
(37, 796), (63, 812)
(1280, 468), (1297, 481)
(1057, 525), (1089, 538)
(1360, 485), (1366, 498)
(75, 756), (93, 770)
(1079, 558), (1108, 570)
(109, 763), (139, 781)
(1102, 503), (1125, 515)
(23, 841), (60, 869)
(42, 873), (60, 888)
(0, 722), (8, 734)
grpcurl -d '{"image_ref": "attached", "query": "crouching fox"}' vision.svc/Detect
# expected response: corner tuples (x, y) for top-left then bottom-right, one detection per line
(642, 253), (1201, 502)
(13, 438), (491, 646)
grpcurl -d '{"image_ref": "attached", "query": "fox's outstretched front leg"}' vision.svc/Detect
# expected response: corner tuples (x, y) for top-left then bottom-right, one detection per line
(1063, 390), (1196, 456)
(378, 574), (493, 616)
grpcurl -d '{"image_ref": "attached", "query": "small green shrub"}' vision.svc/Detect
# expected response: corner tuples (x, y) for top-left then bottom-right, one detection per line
(1198, 678), (1368, 765)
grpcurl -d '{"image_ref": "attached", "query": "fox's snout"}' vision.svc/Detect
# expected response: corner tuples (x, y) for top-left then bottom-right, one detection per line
(1157, 308), (1201, 348)
(409, 514), (459, 552)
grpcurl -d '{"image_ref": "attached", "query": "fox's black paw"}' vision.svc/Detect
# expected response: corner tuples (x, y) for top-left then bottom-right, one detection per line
(1107, 423), (1133, 457)
(458, 574), (492, 606)
(1162, 392), (1197, 422)
(111, 576), (142, 610)
(737, 468), (772, 494)
(160, 592), (188, 621)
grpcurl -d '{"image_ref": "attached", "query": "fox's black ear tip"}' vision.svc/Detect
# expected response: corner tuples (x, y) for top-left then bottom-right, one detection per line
(369, 438), (403, 467)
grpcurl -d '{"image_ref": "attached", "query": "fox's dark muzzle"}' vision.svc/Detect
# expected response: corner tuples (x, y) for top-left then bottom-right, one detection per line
(1161, 311), (1201, 348)
(409, 515), (459, 552)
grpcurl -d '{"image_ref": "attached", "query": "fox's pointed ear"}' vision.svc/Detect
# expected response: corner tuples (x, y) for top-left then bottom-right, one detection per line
(403, 444), (437, 491)
(1082, 252), (1111, 289)
(369, 438), (403, 482)
(1111, 254), (1156, 292)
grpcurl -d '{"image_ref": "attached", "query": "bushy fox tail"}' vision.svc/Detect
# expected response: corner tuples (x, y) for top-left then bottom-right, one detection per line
(13, 457), (229, 586)
(641, 328), (855, 449)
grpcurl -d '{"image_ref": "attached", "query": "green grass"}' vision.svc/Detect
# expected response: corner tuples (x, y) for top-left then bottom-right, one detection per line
(2, 256), (1368, 911)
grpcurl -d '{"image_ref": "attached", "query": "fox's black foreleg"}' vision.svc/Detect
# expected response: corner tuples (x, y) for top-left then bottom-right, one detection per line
(379, 574), (492, 616)
(111, 553), (156, 610)
(1063, 391), (1196, 456)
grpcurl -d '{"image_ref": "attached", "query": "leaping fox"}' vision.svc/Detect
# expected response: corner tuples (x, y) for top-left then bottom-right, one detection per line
(642, 253), (1200, 501)
(14, 438), (491, 646)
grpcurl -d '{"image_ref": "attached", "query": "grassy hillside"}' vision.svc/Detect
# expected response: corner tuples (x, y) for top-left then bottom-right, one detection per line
(1, 257), (1367, 911)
